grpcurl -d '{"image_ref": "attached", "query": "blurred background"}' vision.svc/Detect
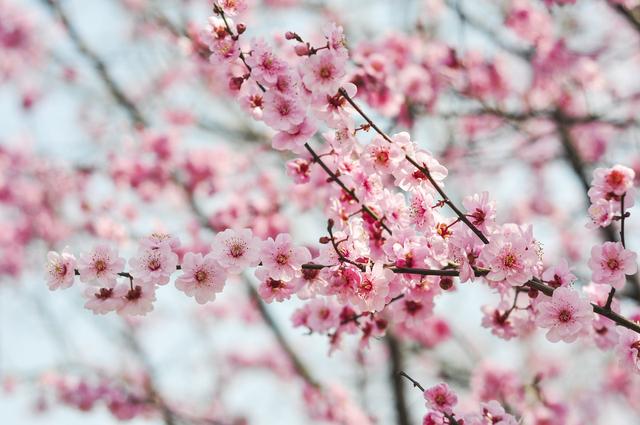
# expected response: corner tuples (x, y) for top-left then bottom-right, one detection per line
(2, 0), (640, 423)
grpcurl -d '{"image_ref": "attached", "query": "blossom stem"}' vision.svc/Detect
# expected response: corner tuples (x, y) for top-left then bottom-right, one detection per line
(304, 142), (392, 234)
(398, 372), (461, 425)
(338, 88), (489, 244)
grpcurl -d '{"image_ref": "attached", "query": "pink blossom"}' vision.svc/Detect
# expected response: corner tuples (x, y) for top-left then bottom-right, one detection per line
(362, 136), (404, 175)
(286, 158), (312, 184)
(175, 252), (227, 304)
(463, 191), (496, 234)
(424, 383), (457, 415)
(409, 188), (436, 230)
(117, 282), (157, 316)
(246, 38), (288, 86)
(216, 0), (248, 16)
(323, 22), (347, 52)
(464, 400), (518, 425)
(422, 411), (447, 425)
(615, 328), (640, 374)
(83, 285), (127, 315)
(588, 242), (637, 289)
(258, 233), (311, 281)
(77, 244), (126, 288)
(588, 165), (635, 203)
(390, 289), (435, 327)
(46, 249), (76, 290)
(481, 306), (517, 340)
(211, 228), (261, 273)
(129, 245), (178, 286)
(449, 227), (484, 283)
(255, 266), (301, 303)
(262, 91), (306, 131)
(306, 298), (340, 332)
(139, 233), (180, 252)
(301, 49), (347, 96)
(483, 224), (539, 287)
(587, 199), (614, 229)
(536, 287), (593, 343)
(394, 150), (448, 192)
(349, 262), (393, 312)
(542, 259), (576, 288)
(272, 118), (317, 153)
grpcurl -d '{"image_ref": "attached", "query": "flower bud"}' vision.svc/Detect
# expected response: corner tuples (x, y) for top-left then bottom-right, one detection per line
(294, 44), (310, 56)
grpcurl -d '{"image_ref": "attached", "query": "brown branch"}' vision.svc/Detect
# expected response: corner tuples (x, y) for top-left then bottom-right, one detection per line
(305, 142), (392, 234)
(398, 371), (461, 425)
(338, 88), (489, 244)
(387, 335), (411, 425)
(40, 0), (147, 126)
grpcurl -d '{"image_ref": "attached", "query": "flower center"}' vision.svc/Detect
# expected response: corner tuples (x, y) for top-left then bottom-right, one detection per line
(405, 300), (422, 315)
(558, 310), (572, 323)
(503, 253), (517, 268)
(319, 308), (330, 320)
(229, 242), (245, 258)
(278, 102), (290, 116)
(94, 259), (107, 273)
(276, 253), (289, 265)
(95, 288), (113, 300)
(607, 258), (620, 271)
(195, 270), (208, 283)
(55, 264), (67, 276)
(148, 258), (161, 271)
(126, 286), (143, 301)
(435, 394), (446, 405)
(375, 150), (389, 164)
(606, 170), (625, 187)
(267, 278), (286, 290)
(302, 268), (319, 280)
(319, 66), (332, 79)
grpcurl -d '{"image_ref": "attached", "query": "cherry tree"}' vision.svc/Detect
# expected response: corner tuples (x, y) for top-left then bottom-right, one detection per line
(3, 0), (640, 424)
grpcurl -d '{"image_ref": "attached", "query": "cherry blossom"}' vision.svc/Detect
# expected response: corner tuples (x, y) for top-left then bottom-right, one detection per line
(83, 285), (127, 315)
(175, 252), (227, 304)
(77, 244), (126, 288)
(262, 90), (306, 131)
(588, 242), (637, 289)
(117, 282), (157, 316)
(301, 49), (347, 96)
(616, 328), (640, 374)
(211, 228), (261, 273)
(128, 245), (178, 286)
(258, 233), (311, 281)
(483, 224), (539, 288)
(46, 249), (76, 290)
(536, 287), (593, 343)
(424, 383), (457, 415)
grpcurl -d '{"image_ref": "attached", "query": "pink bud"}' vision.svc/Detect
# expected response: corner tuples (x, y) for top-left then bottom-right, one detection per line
(294, 44), (309, 56)
(229, 76), (245, 91)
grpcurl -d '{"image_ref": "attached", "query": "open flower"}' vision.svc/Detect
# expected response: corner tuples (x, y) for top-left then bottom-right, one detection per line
(424, 383), (457, 415)
(129, 245), (178, 286)
(588, 242), (637, 289)
(212, 228), (261, 273)
(536, 287), (592, 343)
(77, 244), (126, 288)
(46, 249), (76, 290)
(616, 327), (640, 374)
(117, 282), (157, 316)
(175, 252), (227, 304)
(258, 233), (311, 281)
(84, 285), (127, 315)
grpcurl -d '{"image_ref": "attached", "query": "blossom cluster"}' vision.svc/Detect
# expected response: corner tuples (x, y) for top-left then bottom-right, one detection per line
(422, 382), (517, 425)
(46, 2), (640, 382)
